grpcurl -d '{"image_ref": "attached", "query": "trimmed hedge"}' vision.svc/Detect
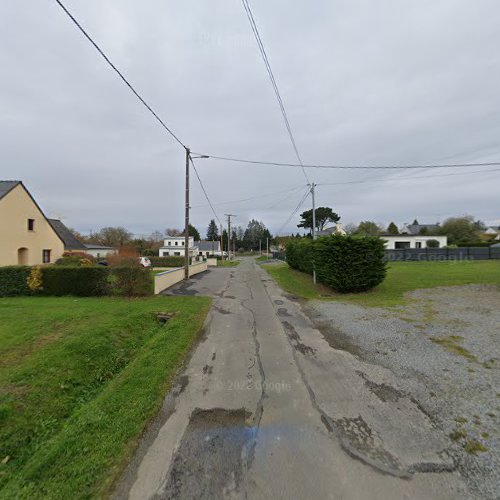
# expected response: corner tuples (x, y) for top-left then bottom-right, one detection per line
(149, 256), (186, 267)
(0, 266), (32, 297)
(41, 267), (110, 297)
(109, 266), (153, 297)
(286, 235), (387, 293)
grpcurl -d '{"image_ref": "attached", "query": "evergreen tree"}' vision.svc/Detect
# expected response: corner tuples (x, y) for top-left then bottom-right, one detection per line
(387, 222), (399, 234)
(206, 219), (219, 240)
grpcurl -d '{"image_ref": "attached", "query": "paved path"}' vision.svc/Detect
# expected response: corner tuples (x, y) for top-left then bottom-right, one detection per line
(116, 258), (468, 500)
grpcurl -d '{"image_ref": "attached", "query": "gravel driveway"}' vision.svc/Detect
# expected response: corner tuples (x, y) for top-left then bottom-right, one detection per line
(307, 284), (500, 499)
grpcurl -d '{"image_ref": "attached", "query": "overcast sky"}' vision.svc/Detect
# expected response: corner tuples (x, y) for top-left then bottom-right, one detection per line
(1, 0), (499, 236)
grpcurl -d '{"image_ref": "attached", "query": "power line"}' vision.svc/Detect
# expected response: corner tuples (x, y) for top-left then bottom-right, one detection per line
(54, 0), (186, 150)
(241, 0), (310, 184)
(276, 187), (311, 235)
(317, 166), (500, 187)
(192, 153), (500, 170)
(189, 156), (222, 225)
(190, 184), (304, 209)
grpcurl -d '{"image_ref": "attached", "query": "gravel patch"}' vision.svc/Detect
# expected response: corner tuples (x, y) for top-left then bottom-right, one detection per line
(307, 284), (500, 500)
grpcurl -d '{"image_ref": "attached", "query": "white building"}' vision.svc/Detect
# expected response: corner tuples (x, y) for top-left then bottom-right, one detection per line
(159, 236), (198, 257)
(84, 244), (118, 258)
(381, 234), (448, 249)
(196, 240), (222, 257)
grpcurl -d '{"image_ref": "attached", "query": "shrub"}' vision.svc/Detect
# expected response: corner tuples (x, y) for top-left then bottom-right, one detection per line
(286, 239), (314, 275)
(27, 266), (43, 292)
(55, 252), (95, 267)
(109, 267), (153, 297)
(0, 266), (32, 297)
(149, 256), (186, 267)
(426, 239), (441, 248)
(287, 235), (387, 293)
(41, 267), (110, 297)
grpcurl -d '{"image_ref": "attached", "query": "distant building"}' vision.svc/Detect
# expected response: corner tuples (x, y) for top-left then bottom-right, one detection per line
(317, 223), (347, 237)
(159, 236), (198, 257)
(0, 180), (65, 266)
(196, 240), (221, 257)
(381, 234), (447, 249)
(400, 221), (440, 235)
(84, 244), (118, 258)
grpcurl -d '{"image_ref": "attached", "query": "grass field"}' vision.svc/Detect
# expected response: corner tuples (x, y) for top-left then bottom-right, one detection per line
(217, 259), (240, 267)
(263, 261), (500, 307)
(0, 296), (211, 499)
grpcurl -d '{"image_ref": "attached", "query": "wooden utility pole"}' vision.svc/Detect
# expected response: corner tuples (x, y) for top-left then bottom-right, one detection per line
(220, 223), (223, 259)
(311, 182), (317, 284)
(184, 147), (190, 280)
(225, 214), (236, 260)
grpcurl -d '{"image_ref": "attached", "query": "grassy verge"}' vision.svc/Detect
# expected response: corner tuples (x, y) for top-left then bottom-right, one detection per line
(263, 261), (500, 307)
(255, 255), (271, 262)
(217, 260), (240, 267)
(0, 296), (211, 499)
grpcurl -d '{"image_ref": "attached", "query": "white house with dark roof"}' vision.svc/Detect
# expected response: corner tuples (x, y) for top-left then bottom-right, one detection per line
(196, 240), (222, 257)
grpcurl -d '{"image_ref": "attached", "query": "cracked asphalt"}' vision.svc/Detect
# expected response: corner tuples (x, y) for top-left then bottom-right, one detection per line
(115, 257), (469, 500)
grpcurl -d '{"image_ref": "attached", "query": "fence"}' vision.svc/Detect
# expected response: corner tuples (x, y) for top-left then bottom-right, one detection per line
(273, 247), (500, 263)
(154, 261), (208, 294)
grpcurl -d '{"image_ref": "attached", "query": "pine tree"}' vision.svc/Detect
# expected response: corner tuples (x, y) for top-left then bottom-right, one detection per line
(207, 219), (219, 240)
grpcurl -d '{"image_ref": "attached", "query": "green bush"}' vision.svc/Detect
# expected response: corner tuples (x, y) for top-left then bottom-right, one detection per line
(149, 256), (186, 267)
(109, 266), (153, 296)
(41, 267), (110, 297)
(286, 235), (387, 293)
(426, 239), (441, 248)
(0, 266), (32, 297)
(55, 252), (95, 266)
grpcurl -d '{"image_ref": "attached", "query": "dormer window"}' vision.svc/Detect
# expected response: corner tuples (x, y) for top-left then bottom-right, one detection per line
(28, 219), (35, 231)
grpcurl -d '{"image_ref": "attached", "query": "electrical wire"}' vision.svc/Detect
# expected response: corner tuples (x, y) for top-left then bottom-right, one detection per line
(191, 153), (500, 170)
(241, 0), (310, 184)
(189, 156), (222, 225)
(276, 186), (311, 235)
(54, 0), (186, 150)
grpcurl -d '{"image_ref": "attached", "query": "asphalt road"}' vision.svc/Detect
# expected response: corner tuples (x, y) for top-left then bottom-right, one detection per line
(115, 257), (469, 500)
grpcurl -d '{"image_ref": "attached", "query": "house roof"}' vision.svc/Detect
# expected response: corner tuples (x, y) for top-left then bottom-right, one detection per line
(84, 244), (116, 250)
(196, 240), (221, 251)
(48, 219), (87, 250)
(401, 223), (440, 235)
(0, 180), (21, 200)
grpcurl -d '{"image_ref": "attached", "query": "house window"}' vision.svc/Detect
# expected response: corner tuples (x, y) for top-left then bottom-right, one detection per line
(181, 241), (184, 246)
(175, 241), (178, 246)
(162, 252), (168, 256)
(395, 241), (411, 249)
(174, 252), (181, 256)
(28, 219), (35, 231)
(415, 242), (422, 249)
(42, 249), (51, 263)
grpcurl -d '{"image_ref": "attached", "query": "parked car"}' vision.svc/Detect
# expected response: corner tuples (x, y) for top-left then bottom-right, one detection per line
(138, 257), (152, 268)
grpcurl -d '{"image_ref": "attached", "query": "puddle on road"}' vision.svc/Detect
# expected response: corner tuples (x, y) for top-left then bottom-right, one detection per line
(160, 408), (253, 499)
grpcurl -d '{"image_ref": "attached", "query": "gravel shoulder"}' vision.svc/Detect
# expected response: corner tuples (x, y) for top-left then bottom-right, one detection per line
(307, 284), (500, 500)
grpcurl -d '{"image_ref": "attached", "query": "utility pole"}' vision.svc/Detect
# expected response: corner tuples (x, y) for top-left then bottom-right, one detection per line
(225, 214), (236, 260)
(259, 240), (262, 256)
(184, 147), (190, 280)
(266, 236), (269, 256)
(310, 182), (317, 284)
(220, 223), (223, 259)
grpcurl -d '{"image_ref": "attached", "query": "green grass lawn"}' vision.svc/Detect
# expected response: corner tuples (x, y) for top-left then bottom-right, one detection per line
(255, 255), (270, 262)
(263, 261), (500, 307)
(217, 259), (240, 267)
(0, 296), (211, 499)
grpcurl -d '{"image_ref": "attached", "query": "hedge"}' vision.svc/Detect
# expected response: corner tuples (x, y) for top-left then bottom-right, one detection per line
(286, 235), (387, 293)
(0, 266), (32, 297)
(41, 267), (110, 297)
(109, 266), (153, 297)
(148, 256), (186, 267)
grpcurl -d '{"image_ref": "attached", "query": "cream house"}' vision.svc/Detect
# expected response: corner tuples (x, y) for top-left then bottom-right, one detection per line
(0, 181), (65, 266)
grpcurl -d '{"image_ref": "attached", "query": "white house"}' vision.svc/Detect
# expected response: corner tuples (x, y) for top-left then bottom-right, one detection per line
(196, 240), (222, 257)
(84, 244), (118, 258)
(317, 223), (347, 237)
(159, 236), (198, 257)
(381, 234), (448, 249)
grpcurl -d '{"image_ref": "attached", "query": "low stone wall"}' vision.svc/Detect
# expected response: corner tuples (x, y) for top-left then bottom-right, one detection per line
(154, 262), (208, 294)
(207, 258), (217, 267)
